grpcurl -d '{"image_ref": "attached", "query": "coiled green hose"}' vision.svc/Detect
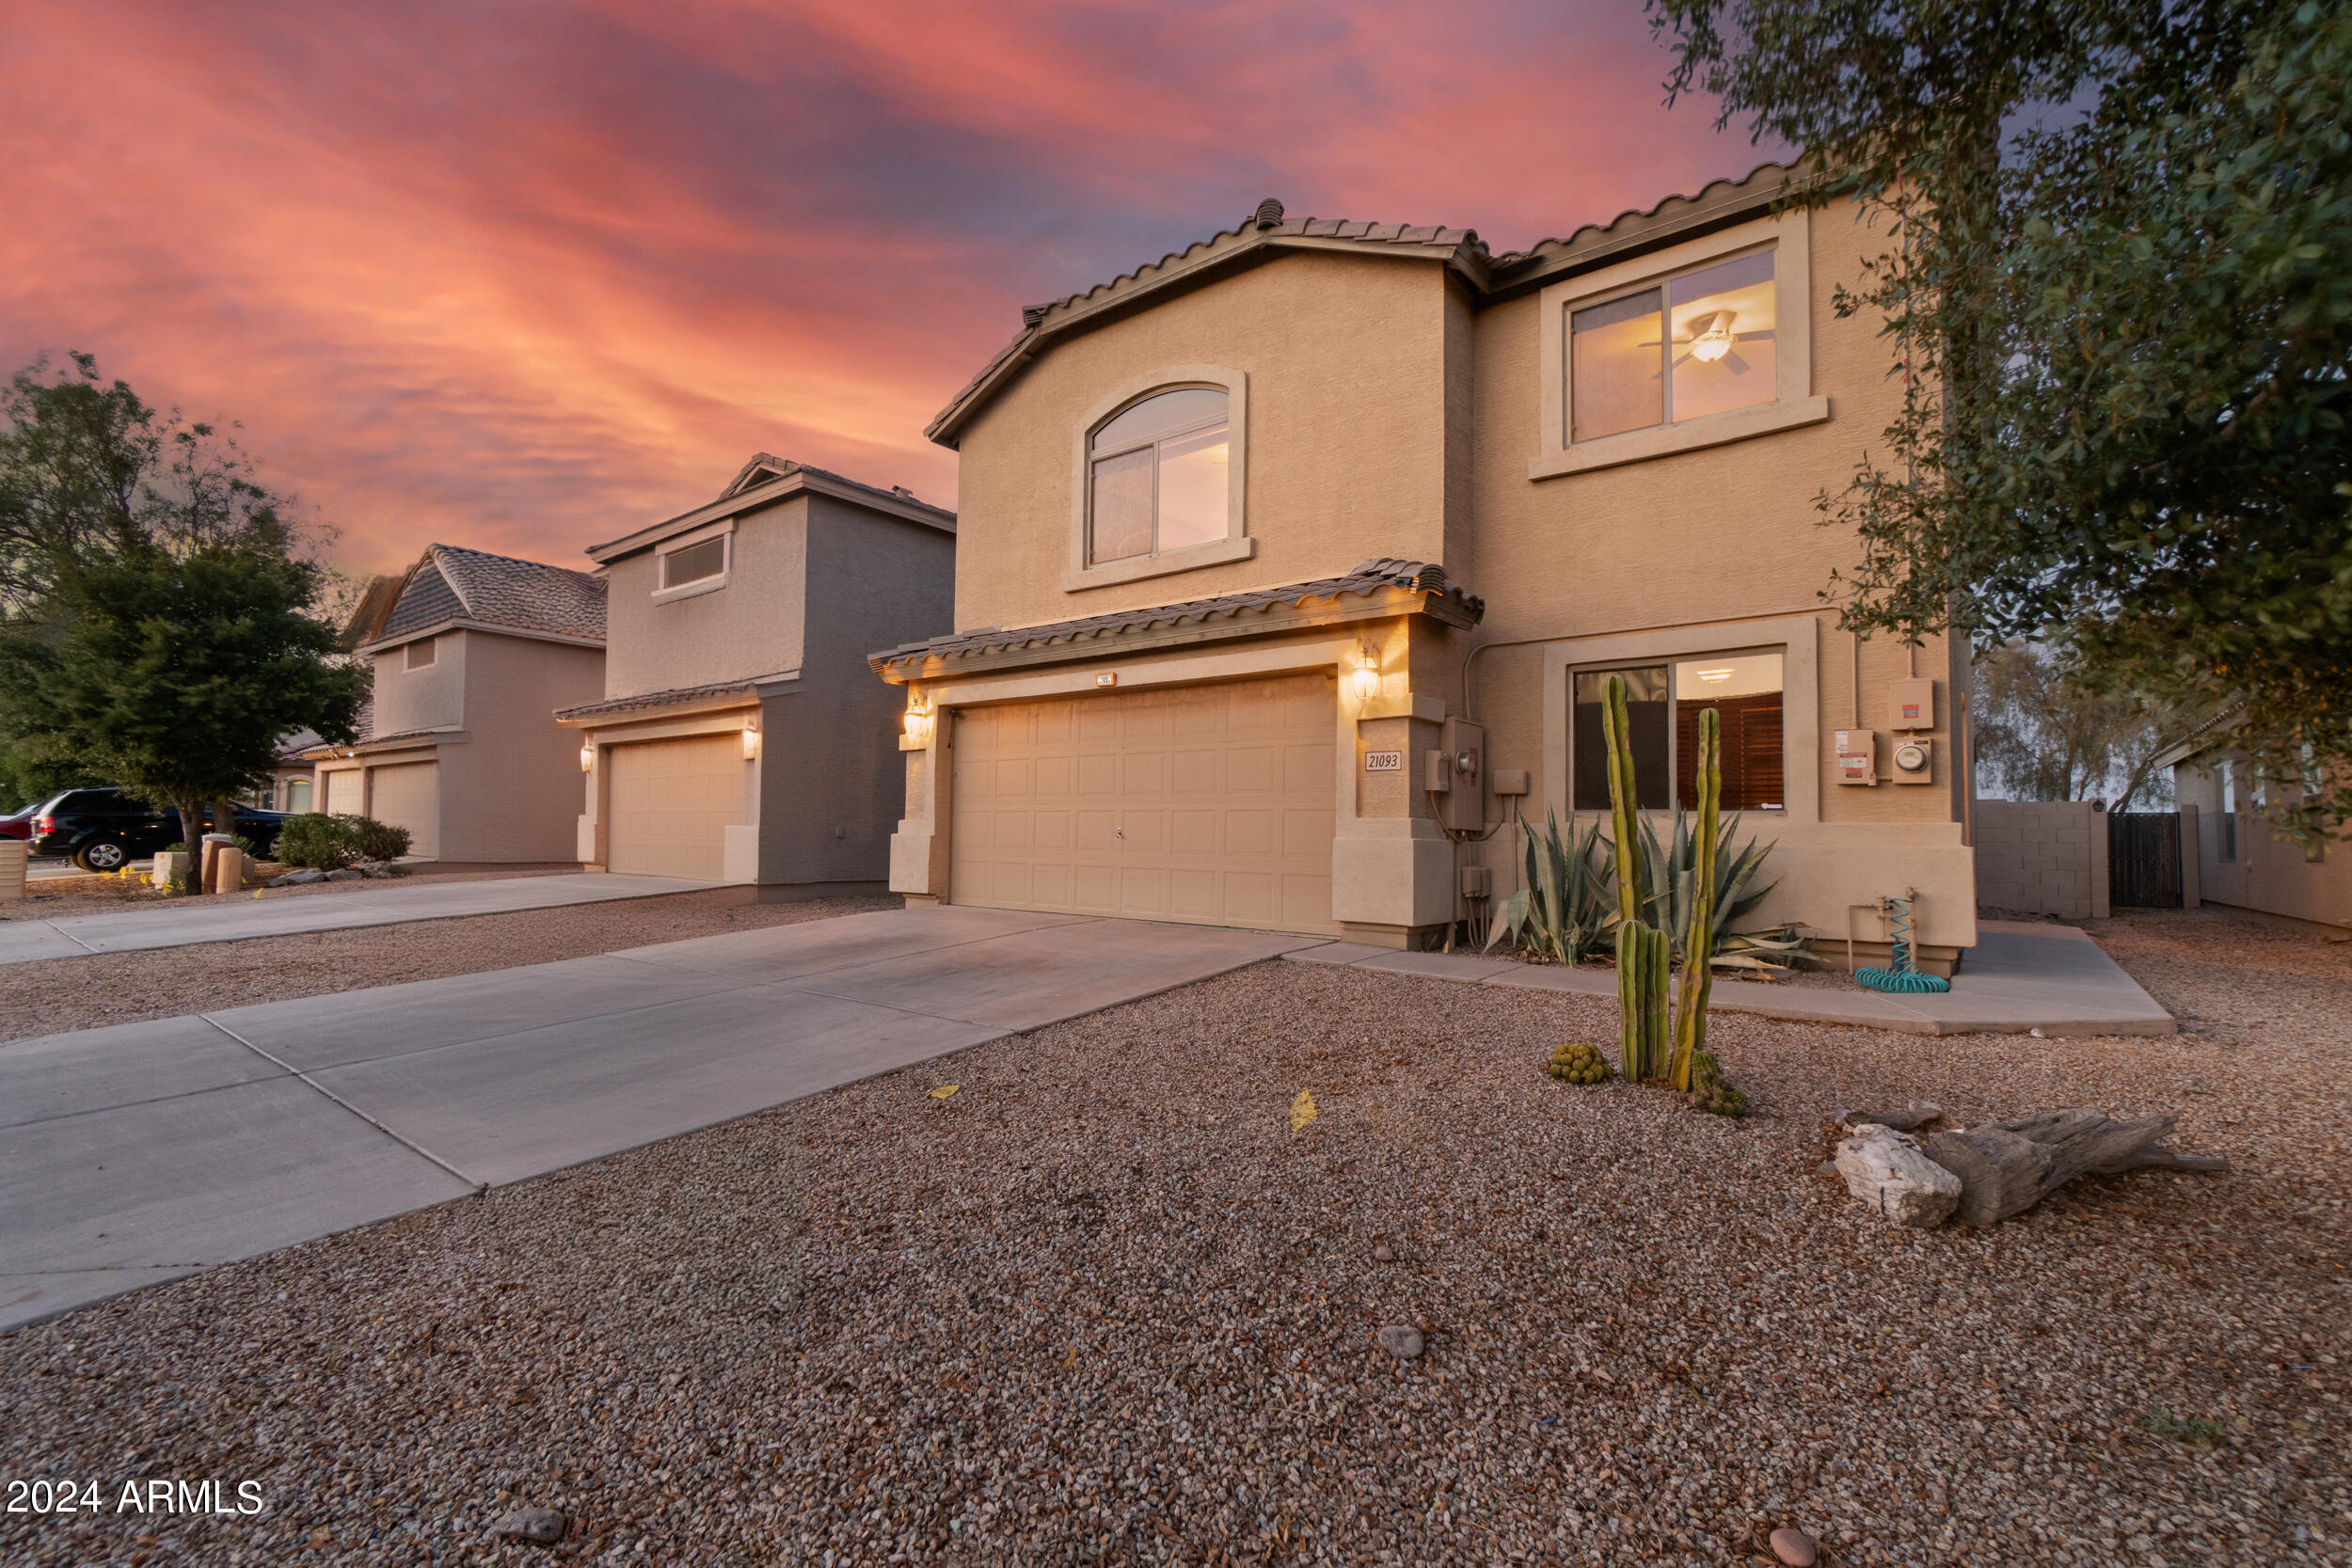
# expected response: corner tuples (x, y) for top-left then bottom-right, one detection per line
(1855, 893), (1951, 993)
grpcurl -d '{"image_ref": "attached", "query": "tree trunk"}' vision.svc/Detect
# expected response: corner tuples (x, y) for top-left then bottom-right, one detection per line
(211, 800), (238, 840)
(1926, 1109), (2230, 1227)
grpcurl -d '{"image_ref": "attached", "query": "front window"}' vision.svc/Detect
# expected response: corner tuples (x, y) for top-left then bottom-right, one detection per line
(1088, 388), (1229, 564)
(1569, 248), (1778, 442)
(286, 779), (314, 813)
(661, 536), (726, 589)
(1572, 654), (1785, 814)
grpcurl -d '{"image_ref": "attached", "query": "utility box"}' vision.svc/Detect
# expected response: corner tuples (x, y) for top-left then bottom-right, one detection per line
(1489, 768), (1531, 797)
(1891, 736), (1935, 784)
(1835, 728), (1877, 785)
(1437, 717), (1486, 832)
(1887, 677), (1935, 731)
(1459, 864), (1492, 898)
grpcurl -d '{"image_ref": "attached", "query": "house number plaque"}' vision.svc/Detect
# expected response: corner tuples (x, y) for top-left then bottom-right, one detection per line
(1363, 751), (1403, 772)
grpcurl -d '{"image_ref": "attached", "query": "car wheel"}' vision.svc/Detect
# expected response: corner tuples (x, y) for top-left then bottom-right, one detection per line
(75, 839), (129, 872)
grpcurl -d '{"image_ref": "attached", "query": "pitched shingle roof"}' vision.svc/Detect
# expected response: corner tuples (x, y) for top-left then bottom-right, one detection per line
(869, 559), (1482, 678)
(373, 544), (607, 646)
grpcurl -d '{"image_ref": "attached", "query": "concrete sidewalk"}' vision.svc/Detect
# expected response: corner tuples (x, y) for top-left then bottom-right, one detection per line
(1285, 918), (2174, 1036)
(1, 907), (1320, 1330)
(0, 871), (714, 966)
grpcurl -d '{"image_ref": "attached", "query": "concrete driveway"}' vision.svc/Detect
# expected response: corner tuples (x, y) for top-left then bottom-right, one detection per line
(0, 870), (713, 965)
(0, 906), (1322, 1329)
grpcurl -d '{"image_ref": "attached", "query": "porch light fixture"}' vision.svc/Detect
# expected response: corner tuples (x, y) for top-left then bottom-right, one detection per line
(579, 743), (595, 772)
(1349, 646), (1382, 705)
(1694, 667), (1735, 684)
(902, 695), (933, 744)
(741, 723), (761, 761)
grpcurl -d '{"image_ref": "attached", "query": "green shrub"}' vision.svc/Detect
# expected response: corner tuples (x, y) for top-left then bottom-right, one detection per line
(271, 814), (356, 869)
(341, 815), (412, 863)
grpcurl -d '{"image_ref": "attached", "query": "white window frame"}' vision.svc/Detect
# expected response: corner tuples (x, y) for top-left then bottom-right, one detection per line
(652, 517), (736, 605)
(405, 637), (437, 670)
(1531, 209), (1827, 481)
(1065, 365), (1252, 593)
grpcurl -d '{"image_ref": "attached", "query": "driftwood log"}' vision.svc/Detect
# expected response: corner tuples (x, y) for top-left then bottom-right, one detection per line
(1925, 1108), (2232, 1227)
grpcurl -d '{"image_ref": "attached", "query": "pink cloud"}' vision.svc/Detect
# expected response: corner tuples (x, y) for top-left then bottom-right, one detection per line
(1, 1), (1770, 576)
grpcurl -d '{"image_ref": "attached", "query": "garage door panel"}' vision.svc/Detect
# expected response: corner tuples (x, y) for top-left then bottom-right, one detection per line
(325, 770), (363, 817)
(609, 734), (739, 880)
(951, 673), (1336, 935)
(368, 762), (439, 860)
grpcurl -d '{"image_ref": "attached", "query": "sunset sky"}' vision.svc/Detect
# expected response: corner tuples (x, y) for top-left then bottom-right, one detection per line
(4, 1), (1772, 577)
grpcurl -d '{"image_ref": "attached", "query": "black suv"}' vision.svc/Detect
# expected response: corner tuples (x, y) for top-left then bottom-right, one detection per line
(25, 787), (294, 872)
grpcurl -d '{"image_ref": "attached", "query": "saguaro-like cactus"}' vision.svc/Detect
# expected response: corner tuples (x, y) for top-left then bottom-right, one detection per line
(1669, 706), (1722, 1092)
(1602, 673), (1673, 1081)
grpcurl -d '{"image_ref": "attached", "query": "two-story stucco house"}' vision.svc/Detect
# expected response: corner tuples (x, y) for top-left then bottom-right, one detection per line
(309, 544), (607, 861)
(874, 166), (1977, 968)
(557, 455), (956, 894)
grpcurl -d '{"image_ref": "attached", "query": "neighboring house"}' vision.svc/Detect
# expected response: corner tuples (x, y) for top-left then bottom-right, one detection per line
(261, 730), (322, 813)
(2162, 732), (2352, 938)
(557, 455), (956, 892)
(874, 167), (1977, 968)
(306, 545), (607, 861)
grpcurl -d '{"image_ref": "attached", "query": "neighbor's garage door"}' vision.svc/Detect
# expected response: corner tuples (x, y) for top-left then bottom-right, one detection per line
(367, 761), (439, 860)
(952, 673), (1336, 933)
(608, 734), (740, 879)
(324, 768), (363, 817)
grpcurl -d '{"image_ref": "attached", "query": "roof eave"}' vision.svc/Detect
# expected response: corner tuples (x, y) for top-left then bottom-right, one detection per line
(587, 468), (958, 563)
(359, 618), (607, 655)
(927, 231), (1491, 451)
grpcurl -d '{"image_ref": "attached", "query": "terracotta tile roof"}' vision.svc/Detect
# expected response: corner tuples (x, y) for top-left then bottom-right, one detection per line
(375, 545), (607, 646)
(928, 161), (1801, 448)
(554, 675), (785, 724)
(869, 559), (1482, 675)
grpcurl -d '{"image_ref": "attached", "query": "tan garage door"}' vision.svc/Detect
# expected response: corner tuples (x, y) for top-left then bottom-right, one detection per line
(367, 761), (439, 860)
(952, 673), (1337, 933)
(324, 768), (363, 817)
(608, 734), (740, 879)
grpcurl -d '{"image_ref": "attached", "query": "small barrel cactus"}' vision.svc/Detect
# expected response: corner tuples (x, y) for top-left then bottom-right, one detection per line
(1546, 1041), (1612, 1085)
(1688, 1049), (1748, 1117)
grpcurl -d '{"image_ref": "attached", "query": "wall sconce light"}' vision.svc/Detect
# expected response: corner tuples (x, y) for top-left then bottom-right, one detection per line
(741, 723), (762, 761)
(579, 743), (595, 773)
(1349, 646), (1382, 705)
(902, 695), (933, 744)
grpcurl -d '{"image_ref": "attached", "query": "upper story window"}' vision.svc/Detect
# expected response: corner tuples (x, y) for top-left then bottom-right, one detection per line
(1531, 209), (1825, 481)
(1087, 388), (1230, 565)
(1570, 249), (1777, 441)
(405, 637), (437, 671)
(661, 536), (726, 589)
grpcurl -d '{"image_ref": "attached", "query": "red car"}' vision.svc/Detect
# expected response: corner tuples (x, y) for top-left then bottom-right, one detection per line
(0, 806), (35, 842)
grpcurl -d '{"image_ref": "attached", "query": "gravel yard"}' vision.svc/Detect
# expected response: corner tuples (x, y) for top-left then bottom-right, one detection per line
(2, 908), (2345, 1565)
(2, 888), (898, 1039)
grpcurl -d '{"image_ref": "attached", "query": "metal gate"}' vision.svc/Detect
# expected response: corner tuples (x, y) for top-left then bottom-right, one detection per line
(2108, 811), (2183, 909)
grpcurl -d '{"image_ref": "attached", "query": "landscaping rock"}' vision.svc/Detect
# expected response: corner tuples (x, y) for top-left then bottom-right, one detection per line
(1836, 1101), (1945, 1132)
(489, 1506), (566, 1544)
(1769, 1526), (1820, 1566)
(1376, 1325), (1423, 1359)
(1372, 1243), (1395, 1262)
(266, 868), (327, 888)
(1833, 1123), (1961, 1228)
(325, 869), (364, 882)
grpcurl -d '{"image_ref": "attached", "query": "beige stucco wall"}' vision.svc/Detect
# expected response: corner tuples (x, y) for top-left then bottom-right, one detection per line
(600, 495), (809, 699)
(1971, 800), (2110, 920)
(2176, 756), (2352, 933)
(923, 195), (1977, 952)
(438, 632), (605, 862)
(952, 250), (1455, 635)
(369, 633), (465, 736)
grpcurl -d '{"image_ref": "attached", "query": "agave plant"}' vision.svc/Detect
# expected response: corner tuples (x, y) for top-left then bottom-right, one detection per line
(1486, 810), (1613, 965)
(1631, 805), (1812, 974)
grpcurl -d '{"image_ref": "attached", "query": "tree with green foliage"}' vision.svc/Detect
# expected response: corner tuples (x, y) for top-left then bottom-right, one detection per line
(1649, 0), (2352, 835)
(0, 354), (364, 855)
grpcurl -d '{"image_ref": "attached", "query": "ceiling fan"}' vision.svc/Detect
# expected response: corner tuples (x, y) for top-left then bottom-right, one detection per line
(1644, 309), (1775, 375)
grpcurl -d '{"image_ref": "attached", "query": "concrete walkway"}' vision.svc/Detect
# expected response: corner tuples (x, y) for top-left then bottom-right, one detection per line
(1, 907), (1320, 1330)
(0, 871), (715, 966)
(1286, 918), (2174, 1037)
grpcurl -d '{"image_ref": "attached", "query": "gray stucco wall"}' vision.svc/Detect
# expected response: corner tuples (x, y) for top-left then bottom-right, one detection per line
(758, 494), (956, 888)
(1972, 799), (2110, 920)
(440, 632), (606, 862)
(600, 496), (809, 700)
(369, 633), (466, 736)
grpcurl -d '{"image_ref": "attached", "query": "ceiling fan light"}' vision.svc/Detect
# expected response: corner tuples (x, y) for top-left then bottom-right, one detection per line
(1694, 667), (1735, 683)
(1688, 310), (1736, 362)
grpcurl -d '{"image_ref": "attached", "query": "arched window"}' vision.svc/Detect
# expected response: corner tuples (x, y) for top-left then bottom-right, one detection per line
(1087, 388), (1230, 564)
